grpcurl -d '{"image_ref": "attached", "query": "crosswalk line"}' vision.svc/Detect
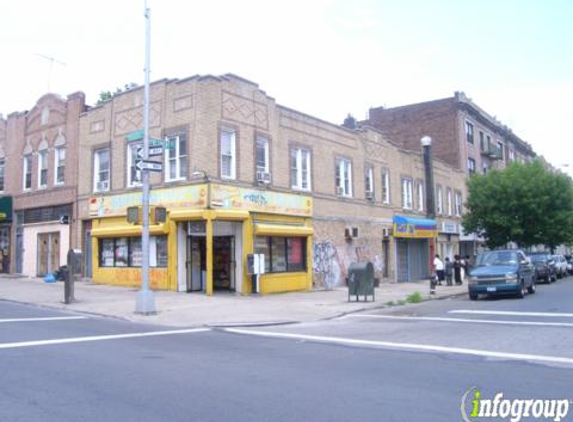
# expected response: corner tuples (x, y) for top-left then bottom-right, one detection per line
(0, 316), (88, 323)
(449, 310), (573, 318)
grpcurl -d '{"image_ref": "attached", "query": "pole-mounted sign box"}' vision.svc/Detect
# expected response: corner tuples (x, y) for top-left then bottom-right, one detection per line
(247, 254), (265, 275)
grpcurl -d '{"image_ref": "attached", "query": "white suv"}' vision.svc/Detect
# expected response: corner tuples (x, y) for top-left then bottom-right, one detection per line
(553, 255), (568, 279)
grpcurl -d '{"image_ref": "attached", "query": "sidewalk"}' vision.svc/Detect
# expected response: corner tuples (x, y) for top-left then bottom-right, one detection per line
(0, 275), (467, 327)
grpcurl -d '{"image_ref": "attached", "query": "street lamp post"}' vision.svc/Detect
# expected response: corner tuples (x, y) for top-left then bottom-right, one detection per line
(421, 136), (437, 294)
(135, 0), (156, 315)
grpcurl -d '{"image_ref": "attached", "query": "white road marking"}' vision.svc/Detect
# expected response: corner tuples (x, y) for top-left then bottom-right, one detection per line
(344, 314), (573, 327)
(449, 310), (573, 318)
(224, 328), (573, 366)
(0, 316), (88, 323)
(0, 328), (211, 350)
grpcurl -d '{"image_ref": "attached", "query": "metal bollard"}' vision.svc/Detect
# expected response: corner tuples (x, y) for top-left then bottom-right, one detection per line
(64, 249), (76, 304)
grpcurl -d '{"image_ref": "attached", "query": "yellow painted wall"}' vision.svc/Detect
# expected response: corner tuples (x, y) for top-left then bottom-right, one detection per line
(95, 267), (169, 289)
(258, 272), (309, 294)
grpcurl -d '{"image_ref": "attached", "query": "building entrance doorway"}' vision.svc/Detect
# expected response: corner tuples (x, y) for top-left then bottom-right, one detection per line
(37, 232), (60, 276)
(186, 235), (235, 292)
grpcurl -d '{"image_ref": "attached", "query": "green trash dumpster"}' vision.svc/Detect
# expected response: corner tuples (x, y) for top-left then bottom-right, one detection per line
(347, 262), (375, 302)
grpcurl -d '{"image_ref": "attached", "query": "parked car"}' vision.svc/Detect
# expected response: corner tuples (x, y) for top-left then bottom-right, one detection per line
(468, 249), (535, 300)
(565, 255), (573, 275)
(527, 253), (556, 283)
(552, 254), (568, 279)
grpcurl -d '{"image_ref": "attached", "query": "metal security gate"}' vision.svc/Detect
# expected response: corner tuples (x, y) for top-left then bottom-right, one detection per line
(396, 239), (430, 282)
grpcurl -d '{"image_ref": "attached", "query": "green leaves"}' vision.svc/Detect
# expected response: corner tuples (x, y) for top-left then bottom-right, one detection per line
(462, 160), (573, 249)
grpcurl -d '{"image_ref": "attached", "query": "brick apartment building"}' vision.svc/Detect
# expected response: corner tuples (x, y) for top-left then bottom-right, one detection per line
(1, 93), (86, 276)
(366, 91), (536, 257)
(74, 74), (466, 294)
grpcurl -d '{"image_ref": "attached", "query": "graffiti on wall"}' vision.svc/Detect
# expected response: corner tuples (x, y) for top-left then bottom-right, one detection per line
(313, 239), (385, 289)
(313, 241), (344, 290)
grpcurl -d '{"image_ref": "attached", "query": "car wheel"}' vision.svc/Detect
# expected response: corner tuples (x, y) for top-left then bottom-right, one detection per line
(469, 293), (478, 301)
(544, 276), (550, 284)
(516, 282), (526, 299)
(527, 281), (536, 294)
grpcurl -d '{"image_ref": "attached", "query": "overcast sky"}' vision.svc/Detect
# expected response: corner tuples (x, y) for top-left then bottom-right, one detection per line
(1, 0), (571, 176)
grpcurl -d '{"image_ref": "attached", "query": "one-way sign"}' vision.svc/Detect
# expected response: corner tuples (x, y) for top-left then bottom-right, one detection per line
(137, 145), (163, 158)
(135, 160), (163, 172)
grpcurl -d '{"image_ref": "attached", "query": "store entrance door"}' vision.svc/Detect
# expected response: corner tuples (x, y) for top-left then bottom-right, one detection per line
(186, 235), (236, 292)
(37, 232), (60, 277)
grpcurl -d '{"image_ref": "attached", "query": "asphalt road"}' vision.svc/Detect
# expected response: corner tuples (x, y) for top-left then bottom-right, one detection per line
(1, 278), (572, 422)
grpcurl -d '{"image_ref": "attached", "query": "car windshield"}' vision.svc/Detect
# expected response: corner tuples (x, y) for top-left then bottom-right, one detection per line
(476, 251), (519, 266)
(529, 254), (549, 263)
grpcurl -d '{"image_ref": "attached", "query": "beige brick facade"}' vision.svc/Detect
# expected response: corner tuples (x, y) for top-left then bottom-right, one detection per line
(77, 74), (465, 287)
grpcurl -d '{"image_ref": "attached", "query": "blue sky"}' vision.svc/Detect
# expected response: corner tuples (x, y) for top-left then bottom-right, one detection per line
(1, 0), (571, 175)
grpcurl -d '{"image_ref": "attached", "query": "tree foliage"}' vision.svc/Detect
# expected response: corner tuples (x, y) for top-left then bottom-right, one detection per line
(462, 160), (573, 249)
(96, 83), (138, 105)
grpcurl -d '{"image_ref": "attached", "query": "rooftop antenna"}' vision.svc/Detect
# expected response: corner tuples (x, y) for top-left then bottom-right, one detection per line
(35, 53), (66, 92)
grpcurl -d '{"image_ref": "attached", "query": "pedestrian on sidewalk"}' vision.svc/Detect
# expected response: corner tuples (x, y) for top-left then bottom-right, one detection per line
(454, 254), (463, 285)
(433, 254), (445, 285)
(445, 257), (453, 286)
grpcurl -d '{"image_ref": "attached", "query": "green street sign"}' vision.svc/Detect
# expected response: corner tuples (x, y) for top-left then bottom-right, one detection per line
(127, 130), (174, 149)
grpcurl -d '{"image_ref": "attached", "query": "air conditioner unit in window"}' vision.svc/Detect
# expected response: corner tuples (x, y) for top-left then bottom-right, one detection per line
(96, 180), (109, 191)
(336, 186), (345, 196)
(256, 171), (271, 184)
(365, 190), (374, 200)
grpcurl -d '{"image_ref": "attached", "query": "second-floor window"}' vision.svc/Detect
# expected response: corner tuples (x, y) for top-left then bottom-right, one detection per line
(401, 177), (413, 210)
(290, 147), (311, 191)
(23, 154), (32, 190)
(436, 185), (443, 215)
(335, 158), (352, 197)
(165, 133), (187, 182)
(509, 149), (515, 162)
(365, 166), (374, 200)
(38, 150), (48, 188)
(127, 143), (142, 187)
(255, 135), (269, 174)
(94, 148), (110, 192)
(455, 191), (463, 216)
(465, 121), (474, 144)
(54, 147), (65, 185)
(446, 188), (453, 216)
(416, 180), (424, 212)
(382, 168), (390, 204)
(0, 158), (5, 192)
(468, 157), (476, 174)
(220, 128), (236, 180)
(479, 131), (485, 151)
(497, 141), (504, 160)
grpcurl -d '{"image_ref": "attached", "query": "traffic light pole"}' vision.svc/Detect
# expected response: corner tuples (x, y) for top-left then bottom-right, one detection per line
(135, 0), (156, 315)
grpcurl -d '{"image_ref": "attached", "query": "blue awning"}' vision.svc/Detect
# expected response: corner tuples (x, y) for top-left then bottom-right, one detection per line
(393, 215), (437, 238)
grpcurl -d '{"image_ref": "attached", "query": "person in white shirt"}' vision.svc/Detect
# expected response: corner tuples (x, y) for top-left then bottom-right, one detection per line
(434, 254), (445, 285)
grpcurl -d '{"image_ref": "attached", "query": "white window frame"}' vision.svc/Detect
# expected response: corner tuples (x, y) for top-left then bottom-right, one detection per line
(509, 149), (515, 162)
(417, 180), (424, 212)
(381, 168), (390, 204)
(23, 154), (32, 191)
(255, 135), (270, 173)
(93, 148), (110, 192)
(436, 185), (443, 215)
(455, 191), (463, 216)
(164, 134), (187, 182)
(401, 177), (413, 210)
(290, 147), (311, 191)
(38, 150), (48, 189)
(446, 188), (453, 216)
(54, 147), (65, 185)
(468, 157), (476, 174)
(336, 158), (352, 197)
(220, 128), (236, 180)
(127, 143), (142, 188)
(365, 166), (374, 199)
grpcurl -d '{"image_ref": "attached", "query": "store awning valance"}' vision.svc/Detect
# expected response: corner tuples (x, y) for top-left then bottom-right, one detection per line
(393, 215), (437, 239)
(255, 223), (313, 237)
(91, 224), (168, 238)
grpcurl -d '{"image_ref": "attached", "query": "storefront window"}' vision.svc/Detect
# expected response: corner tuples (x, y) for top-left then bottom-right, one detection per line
(99, 236), (167, 268)
(255, 236), (306, 273)
(130, 237), (142, 267)
(254, 236), (271, 273)
(155, 236), (168, 267)
(114, 238), (129, 267)
(100, 239), (114, 267)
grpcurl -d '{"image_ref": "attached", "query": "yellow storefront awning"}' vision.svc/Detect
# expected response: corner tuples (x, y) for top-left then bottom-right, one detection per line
(91, 224), (168, 238)
(255, 223), (313, 237)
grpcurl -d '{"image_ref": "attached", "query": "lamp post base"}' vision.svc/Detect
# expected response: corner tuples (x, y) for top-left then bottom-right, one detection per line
(135, 290), (156, 315)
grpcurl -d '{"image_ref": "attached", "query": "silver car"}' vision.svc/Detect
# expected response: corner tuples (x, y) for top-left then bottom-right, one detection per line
(553, 255), (568, 279)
